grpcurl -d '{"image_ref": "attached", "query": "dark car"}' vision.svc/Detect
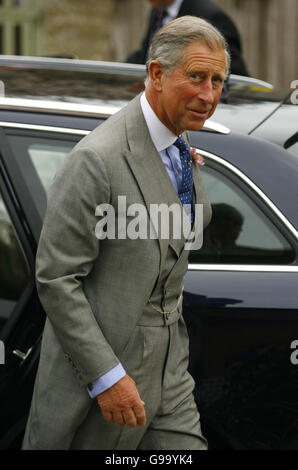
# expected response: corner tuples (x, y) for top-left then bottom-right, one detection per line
(0, 56), (297, 450)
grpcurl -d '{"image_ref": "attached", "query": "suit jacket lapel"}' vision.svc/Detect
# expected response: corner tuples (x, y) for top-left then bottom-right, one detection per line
(182, 130), (200, 207)
(192, 161), (200, 207)
(123, 95), (187, 261)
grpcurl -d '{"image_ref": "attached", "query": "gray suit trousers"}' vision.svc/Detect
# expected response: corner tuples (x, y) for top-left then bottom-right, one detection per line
(69, 317), (207, 450)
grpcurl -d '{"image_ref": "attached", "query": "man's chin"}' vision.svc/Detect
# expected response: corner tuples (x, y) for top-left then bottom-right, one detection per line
(186, 119), (208, 132)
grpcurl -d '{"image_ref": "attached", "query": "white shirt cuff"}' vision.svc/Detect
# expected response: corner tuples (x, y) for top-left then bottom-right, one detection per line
(87, 363), (126, 399)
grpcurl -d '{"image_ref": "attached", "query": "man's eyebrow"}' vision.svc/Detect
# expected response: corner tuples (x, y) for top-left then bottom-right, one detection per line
(185, 67), (227, 81)
(214, 71), (227, 81)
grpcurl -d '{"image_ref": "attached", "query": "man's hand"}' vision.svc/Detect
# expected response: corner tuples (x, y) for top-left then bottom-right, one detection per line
(190, 147), (205, 166)
(96, 374), (146, 427)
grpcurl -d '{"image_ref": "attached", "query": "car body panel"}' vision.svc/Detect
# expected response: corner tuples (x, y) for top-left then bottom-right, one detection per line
(251, 102), (298, 151)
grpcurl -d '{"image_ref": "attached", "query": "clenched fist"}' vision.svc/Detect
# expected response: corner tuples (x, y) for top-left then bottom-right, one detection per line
(96, 374), (146, 427)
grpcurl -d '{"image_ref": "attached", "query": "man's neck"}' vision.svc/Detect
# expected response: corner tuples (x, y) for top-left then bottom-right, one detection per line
(145, 87), (181, 136)
(141, 92), (177, 149)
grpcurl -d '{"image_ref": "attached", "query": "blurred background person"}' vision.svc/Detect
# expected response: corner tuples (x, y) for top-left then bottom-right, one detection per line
(126, 0), (249, 76)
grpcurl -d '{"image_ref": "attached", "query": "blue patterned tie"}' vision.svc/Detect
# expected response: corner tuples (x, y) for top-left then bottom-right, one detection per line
(174, 136), (194, 223)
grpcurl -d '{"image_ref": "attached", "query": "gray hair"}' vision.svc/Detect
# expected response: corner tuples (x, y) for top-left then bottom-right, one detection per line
(145, 15), (230, 86)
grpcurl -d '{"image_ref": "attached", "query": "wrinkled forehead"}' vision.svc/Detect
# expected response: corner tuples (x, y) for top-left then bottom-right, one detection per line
(181, 40), (228, 74)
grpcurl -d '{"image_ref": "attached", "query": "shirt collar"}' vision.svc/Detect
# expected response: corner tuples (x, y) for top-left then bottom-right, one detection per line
(140, 92), (177, 152)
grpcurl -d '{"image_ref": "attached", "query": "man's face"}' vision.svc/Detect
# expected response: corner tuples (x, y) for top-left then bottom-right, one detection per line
(151, 41), (227, 135)
(148, 0), (175, 8)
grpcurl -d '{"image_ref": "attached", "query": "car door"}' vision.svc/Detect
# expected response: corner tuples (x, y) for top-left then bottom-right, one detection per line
(0, 123), (84, 448)
(183, 143), (298, 449)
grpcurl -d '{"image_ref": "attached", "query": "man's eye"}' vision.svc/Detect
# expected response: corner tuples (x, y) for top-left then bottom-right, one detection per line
(213, 76), (224, 84)
(190, 73), (204, 82)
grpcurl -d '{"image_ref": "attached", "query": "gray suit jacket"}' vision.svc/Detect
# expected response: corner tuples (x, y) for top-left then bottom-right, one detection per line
(23, 94), (211, 449)
(35, 93), (211, 385)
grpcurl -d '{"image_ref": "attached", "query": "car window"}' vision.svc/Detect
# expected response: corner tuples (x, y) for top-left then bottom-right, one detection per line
(7, 133), (78, 219)
(8, 136), (74, 193)
(5, 133), (296, 266)
(0, 194), (29, 331)
(189, 165), (295, 265)
(27, 143), (73, 192)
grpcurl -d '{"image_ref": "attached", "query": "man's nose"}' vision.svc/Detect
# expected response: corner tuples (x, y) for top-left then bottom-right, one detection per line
(197, 79), (214, 104)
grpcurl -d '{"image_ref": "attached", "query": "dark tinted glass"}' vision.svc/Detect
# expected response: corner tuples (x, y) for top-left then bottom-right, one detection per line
(190, 166), (295, 265)
(0, 194), (29, 331)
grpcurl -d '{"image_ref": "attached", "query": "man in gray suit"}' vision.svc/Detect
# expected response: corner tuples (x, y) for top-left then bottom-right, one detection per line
(22, 16), (229, 450)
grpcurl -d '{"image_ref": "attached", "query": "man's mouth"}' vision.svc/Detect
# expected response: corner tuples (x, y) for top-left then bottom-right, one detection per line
(188, 108), (210, 117)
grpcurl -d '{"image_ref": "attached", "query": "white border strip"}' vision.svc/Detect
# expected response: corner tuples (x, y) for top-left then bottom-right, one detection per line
(0, 97), (120, 118)
(188, 264), (298, 272)
(0, 121), (90, 135)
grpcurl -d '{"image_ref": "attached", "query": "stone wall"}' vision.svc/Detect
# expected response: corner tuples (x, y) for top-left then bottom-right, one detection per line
(111, 0), (150, 63)
(43, 0), (117, 60)
(42, 0), (150, 62)
(213, 0), (298, 88)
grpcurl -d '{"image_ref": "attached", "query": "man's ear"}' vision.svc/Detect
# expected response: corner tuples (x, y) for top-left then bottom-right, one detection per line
(147, 60), (164, 92)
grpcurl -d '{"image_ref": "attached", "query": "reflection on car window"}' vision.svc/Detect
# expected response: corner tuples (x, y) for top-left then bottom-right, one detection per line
(7, 134), (78, 219)
(0, 194), (29, 331)
(190, 166), (295, 265)
(27, 143), (72, 192)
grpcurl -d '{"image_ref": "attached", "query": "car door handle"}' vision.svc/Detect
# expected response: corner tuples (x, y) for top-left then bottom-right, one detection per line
(12, 347), (33, 363)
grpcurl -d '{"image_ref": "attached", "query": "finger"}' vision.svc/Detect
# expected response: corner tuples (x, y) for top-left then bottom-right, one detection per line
(133, 404), (146, 427)
(112, 411), (125, 426)
(194, 155), (205, 166)
(122, 408), (137, 427)
(190, 147), (205, 165)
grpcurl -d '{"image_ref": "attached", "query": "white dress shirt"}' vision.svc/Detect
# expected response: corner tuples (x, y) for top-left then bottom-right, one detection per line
(140, 92), (182, 192)
(163, 0), (184, 25)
